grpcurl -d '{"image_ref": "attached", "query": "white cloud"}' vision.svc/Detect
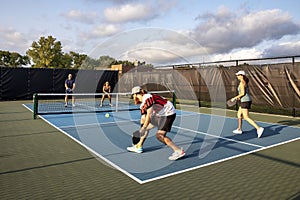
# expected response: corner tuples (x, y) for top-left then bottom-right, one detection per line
(121, 40), (208, 65)
(0, 27), (29, 54)
(79, 24), (120, 41)
(104, 3), (157, 23)
(86, 28), (211, 65)
(192, 8), (300, 54)
(2, 2), (299, 65)
(263, 41), (300, 57)
(62, 10), (98, 24)
(92, 24), (120, 36)
(212, 48), (263, 62)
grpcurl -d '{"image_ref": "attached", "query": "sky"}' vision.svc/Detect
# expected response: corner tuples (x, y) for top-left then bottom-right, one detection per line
(1, 0), (300, 66)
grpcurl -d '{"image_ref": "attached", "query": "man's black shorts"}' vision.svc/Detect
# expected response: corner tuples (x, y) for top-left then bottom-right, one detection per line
(151, 113), (176, 132)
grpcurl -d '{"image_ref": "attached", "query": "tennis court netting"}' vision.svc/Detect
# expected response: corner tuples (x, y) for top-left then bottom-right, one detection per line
(33, 91), (176, 119)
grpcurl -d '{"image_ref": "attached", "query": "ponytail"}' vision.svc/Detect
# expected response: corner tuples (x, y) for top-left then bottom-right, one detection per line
(243, 76), (249, 84)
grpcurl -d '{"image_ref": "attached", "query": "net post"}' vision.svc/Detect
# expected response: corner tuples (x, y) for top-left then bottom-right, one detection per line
(172, 90), (176, 109)
(116, 93), (119, 112)
(33, 93), (38, 119)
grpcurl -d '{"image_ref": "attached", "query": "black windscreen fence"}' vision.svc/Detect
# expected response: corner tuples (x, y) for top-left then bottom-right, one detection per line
(1, 56), (299, 117)
(116, 61), (300, 116)
(0, 67), (118, 100)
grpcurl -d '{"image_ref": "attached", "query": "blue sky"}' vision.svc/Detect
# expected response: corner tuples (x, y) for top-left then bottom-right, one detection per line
(1, 0), (300, 65)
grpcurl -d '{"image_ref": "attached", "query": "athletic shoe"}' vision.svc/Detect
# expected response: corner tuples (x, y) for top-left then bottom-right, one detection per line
(72, 104), (75, 107)
(64, 103), (67, 107)
(257, 127), (264, 138)
(168, 148), (185, 161)
(233, 129), (242, 134)
(127, 145), (143, 153)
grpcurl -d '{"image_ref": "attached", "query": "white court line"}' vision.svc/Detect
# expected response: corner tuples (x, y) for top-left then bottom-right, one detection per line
(173, 126), (264, 148)
(38, 113), (144, 184)
(181, 105), (300, 125)
(142, 136), (300, 184)
(22, 104), (300, 184)
(57, 112), (195, 129)
(59, 112), (264, 148)
(59, 119), (140, 129)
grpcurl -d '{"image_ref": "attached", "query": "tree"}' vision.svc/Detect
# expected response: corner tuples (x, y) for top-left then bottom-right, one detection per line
(78, 55), (116, 69)
(26, 36), (64, 68)
(0, 50), (30, 67)
(80, 56), (98, 70)
(69, 51), (87, 69)
(59, 53), (73, 68)
(97, 55), (116, 68)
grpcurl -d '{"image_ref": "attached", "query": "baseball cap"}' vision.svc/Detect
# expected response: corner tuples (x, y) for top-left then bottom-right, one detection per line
(131, 86), (141, 95)
(235, 70), (246, 76)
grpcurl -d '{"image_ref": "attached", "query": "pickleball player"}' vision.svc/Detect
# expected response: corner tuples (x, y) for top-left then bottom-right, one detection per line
(65, 74), (75, 107)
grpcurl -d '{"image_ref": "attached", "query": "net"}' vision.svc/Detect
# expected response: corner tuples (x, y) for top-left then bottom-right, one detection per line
(33, 90), (176, 119)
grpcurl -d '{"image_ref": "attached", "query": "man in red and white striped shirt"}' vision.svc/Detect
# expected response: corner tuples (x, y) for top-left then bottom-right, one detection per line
(127, 86), (185, 161)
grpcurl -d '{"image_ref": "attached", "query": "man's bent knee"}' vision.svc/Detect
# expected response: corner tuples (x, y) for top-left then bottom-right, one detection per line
(156, 132), (166, 144)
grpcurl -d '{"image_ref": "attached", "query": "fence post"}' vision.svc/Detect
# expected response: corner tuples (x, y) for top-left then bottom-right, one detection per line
(292, 56), (296, 117)
(235, 60), (239, 111)
(33, 93), (38, 119)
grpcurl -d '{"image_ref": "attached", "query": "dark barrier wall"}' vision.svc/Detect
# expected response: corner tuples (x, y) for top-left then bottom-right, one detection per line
(1, 67), (29, 100)
(1, 62), (299, 112)
(30, 68), (54, 94)
(0, 67), (118, 100)
(118, 63), (300, 110)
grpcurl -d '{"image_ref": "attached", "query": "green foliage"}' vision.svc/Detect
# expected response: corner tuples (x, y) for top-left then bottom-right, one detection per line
(145, 63), (154, 68)
(0, 50), (30, 67)
(26, 36), (64, 68)
(80, 56), (99, 69)
(3, 35), (152, 69)
(98, 55), (116, 68)
(59, 53), (73, 68)
(25, 36), (89, 69)
(121, 60), (134, 67)
(69, 51), (87, 69)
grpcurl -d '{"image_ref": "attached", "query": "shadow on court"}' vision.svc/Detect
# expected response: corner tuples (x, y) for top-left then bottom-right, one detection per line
(185, 137), (257, 160)
(228, 126), (281, 140)
(277, 119), (300, 126)
(0, 157), (94, 175)
(0, 130), (59, 139)
(251, 151), (300, 168)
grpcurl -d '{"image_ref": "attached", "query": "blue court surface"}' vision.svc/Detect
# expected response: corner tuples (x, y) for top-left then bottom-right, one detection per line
(24, 104), (300, 184)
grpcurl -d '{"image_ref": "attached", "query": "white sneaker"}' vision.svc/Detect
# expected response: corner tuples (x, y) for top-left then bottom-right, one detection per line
(127, 145), (143, 153)
(233, 129), (242, 134)
(257, 127), (264, 138)
(168, 148), (185, 161)
(64, 103), (68, 107)
(72, 104), (75, 107)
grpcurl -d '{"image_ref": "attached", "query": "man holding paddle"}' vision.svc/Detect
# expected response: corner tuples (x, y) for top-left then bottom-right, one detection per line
(127, 86), (185, 161)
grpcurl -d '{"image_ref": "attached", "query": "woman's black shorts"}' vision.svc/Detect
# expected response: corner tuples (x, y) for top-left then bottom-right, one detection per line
(239, 101), (252, 109)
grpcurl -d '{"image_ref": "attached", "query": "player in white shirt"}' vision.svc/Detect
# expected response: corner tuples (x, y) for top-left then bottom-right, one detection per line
(127, 86), (185, 161)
